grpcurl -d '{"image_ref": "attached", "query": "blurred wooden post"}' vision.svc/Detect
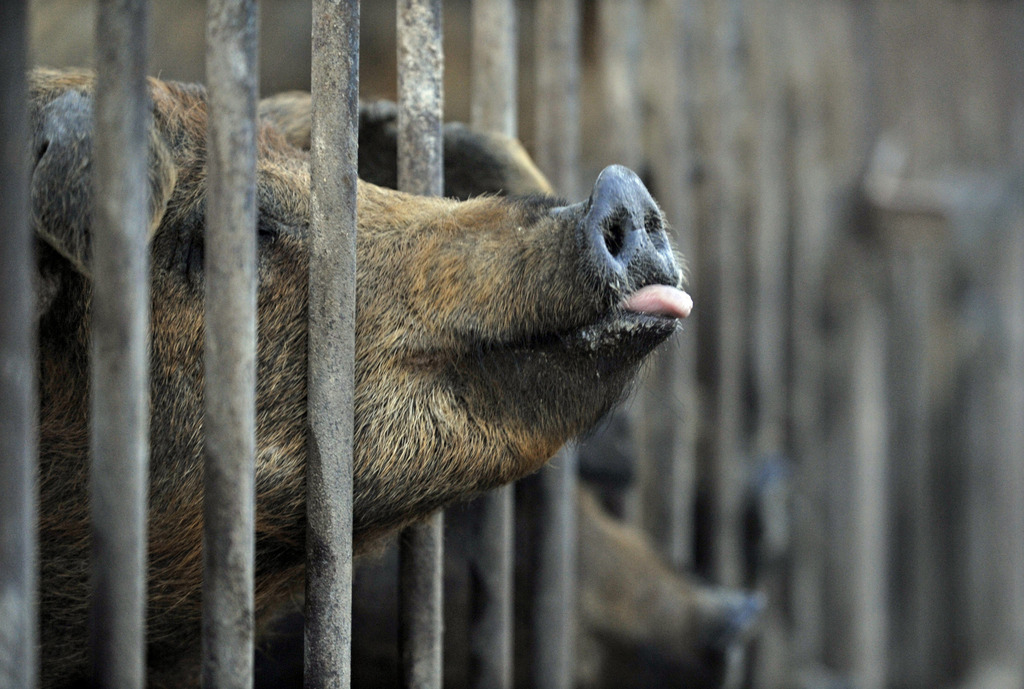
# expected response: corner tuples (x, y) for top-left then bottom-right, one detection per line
(396, 1), (445, 687)
(748, 0), (792, 684)
(638, 0), (700, 573)
(90, 1), (151, 686)
(534, 0), (581, 199)
(305, 0), (360, 686)
(530, 2), (581, 687)
(882, 214), (942, 689)
(597, 0), (641, 172)
(847, 271), (889, 689)
(467, 1), (516, 686)
(749, 0), (788, 462)
(0, 3), (37, 688)
(1001, 178), (1024, 679)
(710, 0), (749, 590)
(981, 172), (1024, 672)
(786, 2), (830, 670)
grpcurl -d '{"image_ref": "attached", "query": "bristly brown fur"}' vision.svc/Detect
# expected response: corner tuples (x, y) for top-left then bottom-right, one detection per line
(30, 69), (679, 688)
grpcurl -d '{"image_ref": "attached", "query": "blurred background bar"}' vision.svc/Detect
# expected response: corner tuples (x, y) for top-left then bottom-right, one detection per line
(528, 2), (581, 688)
(466, 1), (517, 688)
(635, 0), (700, 576)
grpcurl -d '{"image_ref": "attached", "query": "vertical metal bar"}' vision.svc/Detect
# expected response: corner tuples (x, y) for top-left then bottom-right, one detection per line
(467, 2), (516, 688)
(750, 0), (788, 465)
(787, 4), (830, 669)
(396, 1), (444, 687)
(710, 0), (748, 589)
(0, 3), (37, 689)
(596, 0), (642, 171)
(534, 0), (581, 199)
(531, 3), (580, 688)
(90, 1), (150, 687)
(888, 243), (940, 689)
(748, 0), (791, 683)
(202, 1), (258, 687)
(529, 446), (578, 689)
(305, 0), (360, 687)
(848, 283), (888, 689)
(472, 0), (516, 137)
(959, 206), (1011, 674)
(749, 0), (796, 679)
(639, 0), (699, 572)
(1002, 180), (1024, 674)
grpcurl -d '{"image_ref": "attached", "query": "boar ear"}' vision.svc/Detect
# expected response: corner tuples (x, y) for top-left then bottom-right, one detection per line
(441, 123), (553, 199)
(30, 88), (177, 277)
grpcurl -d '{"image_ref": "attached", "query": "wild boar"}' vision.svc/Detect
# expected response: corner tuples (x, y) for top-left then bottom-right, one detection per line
(30, 68), (691, 687)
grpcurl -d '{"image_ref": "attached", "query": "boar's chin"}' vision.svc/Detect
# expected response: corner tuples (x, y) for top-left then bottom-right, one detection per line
(450, 306), (679, 444)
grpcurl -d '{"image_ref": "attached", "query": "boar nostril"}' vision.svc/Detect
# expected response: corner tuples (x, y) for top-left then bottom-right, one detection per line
(582, 165), (677, 286)
(35, 139), (50, 164)
(601, 209), (628, 258)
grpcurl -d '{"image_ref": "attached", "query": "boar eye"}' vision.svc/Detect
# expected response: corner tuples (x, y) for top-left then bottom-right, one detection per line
(257, 216), (280, 243)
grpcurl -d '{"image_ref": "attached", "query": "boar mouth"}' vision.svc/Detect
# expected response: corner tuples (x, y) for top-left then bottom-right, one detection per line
(562, 284), (689, 359)
(497, 282), (690, 367)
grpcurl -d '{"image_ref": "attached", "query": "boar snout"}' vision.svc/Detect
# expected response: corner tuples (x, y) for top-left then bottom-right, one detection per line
(578, 165), (682, 303)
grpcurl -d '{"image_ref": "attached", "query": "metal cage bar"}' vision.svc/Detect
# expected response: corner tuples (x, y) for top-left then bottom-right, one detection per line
(89, 1), (151, 687)
(305, 0), (360, 687)
(466, 2), (517, 688)
(471, 0), (517, 137)
(527, 446), (578, 689)
(396, 1), (445, 687)
(710, 0), (749, 590)
(0, 3), (37, 688)
(534, 0), (581, 200)
(748, 0), (792, 683)
(597, 0), (642, 171)
(638, 0), (699, 574)
(530, 2), (581, 688)
(202, 1), (258, 687)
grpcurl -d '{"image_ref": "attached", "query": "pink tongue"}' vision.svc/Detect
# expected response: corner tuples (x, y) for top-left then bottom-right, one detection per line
(622, 285), (693, 319)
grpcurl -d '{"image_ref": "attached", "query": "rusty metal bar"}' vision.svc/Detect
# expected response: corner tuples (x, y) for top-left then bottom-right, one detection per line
(638, 0), (698, 572)
(467, 2), (516, 687)
(530, 2), (580, 688)
(750, 0), (788, 466)
(396, 1), (444, 687)
(529, 447), (578, 689)
(202, 1), (258, 687)
(710, 0), (749, 590)
(999, 181), (1024, 670)
(597, 0), (642, 171)
(787, 5), (830, 668)
(471, 0), (516, 137)
(848, 283), (889, 689)
(305, 1), (360, 687)
(887, 242), (940, 688)
(534, 0), (581, 199)
(89, 1), (150, 687)
(0, 3), (37, 688)
(748, 0), (792, 684)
